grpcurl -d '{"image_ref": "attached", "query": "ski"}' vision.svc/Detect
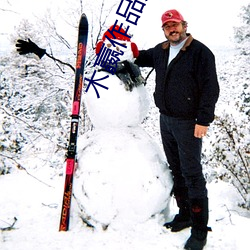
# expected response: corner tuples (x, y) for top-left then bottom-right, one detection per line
(59, 13), (88, 231)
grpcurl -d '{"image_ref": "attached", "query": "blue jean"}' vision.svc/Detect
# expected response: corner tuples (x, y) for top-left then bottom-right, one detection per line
(160, 114), (207, 200)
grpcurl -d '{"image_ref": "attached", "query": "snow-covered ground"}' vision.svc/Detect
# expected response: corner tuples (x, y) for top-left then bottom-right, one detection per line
(1, 39), (250, 250)
(1, 169), (250, 250)
(1, 2), (250, 249)
(1, 38), (250, 250)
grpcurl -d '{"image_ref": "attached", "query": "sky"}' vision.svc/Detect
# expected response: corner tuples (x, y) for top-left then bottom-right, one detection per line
(0, 0), (249, 53)
(132, 0), (249, 48)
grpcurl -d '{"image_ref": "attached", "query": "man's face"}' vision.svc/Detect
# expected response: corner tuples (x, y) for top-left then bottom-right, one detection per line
(162, 22), (187, 45)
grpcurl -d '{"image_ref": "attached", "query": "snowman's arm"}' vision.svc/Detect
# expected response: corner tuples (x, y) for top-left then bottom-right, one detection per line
(16, 38), (75, 72)
(16, 39), (46, 59)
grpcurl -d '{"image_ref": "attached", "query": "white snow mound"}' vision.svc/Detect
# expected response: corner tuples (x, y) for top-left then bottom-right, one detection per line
(74, 127), (173, 229)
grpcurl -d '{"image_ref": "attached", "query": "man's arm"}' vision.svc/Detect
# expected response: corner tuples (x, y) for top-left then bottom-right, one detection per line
(196, 48), (220, 126)
(134, 48), (155, 68)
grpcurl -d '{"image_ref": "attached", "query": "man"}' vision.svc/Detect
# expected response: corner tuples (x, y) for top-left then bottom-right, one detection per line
(135, 9), (219, 250)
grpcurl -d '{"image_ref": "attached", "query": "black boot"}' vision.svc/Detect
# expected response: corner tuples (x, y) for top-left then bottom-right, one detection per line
(184, 198), (211, 250)
(164, 195), (192, 232)
(184, 228), (208, 250)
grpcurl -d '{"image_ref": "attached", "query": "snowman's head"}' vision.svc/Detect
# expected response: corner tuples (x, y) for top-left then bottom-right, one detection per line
(95, 25), (139, 63)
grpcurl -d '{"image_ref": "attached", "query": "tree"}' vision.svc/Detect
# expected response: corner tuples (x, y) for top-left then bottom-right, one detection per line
(234, 4), (250, 55)
(0, 0), (119, 175)
(0, 19), (72, 175)
(203, 3), (250, 209)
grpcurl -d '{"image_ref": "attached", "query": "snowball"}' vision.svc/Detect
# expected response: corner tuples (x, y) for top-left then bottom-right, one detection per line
(85, 72), (150, 129)
(74, 127), (173, 229)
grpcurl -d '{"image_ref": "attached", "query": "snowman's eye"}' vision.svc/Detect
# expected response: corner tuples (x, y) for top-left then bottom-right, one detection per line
(106, 43), (127, 52)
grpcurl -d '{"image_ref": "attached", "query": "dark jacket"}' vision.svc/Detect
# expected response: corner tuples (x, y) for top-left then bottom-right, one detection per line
(135, 34), (219, 126)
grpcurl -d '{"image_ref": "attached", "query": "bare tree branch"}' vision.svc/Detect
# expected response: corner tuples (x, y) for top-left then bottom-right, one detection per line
(45, 51), (75, 72)
(0, 217), (18, 231)
(0, 8), (18, 14)
(0, 107), (67, 151)
(0, 153), (54, 188)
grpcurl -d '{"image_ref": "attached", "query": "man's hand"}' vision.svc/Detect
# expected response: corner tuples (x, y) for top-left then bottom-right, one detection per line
(194, 124), (208, 138)
(16, 38), (46, 59)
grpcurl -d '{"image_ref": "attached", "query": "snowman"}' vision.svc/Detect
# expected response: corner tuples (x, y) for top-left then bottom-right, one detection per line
(73, 25), (173, 230)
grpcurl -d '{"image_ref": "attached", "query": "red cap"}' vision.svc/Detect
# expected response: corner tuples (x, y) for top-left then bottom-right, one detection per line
(102, 25), (131, 41)
(95, 25), (139, 58)
(161, 9), (184, 27)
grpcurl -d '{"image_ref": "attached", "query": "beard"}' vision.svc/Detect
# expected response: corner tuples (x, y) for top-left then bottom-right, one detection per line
(165, 30), (187, 45)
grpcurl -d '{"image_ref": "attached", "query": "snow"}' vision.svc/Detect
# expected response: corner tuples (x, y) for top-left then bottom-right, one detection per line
(85, 72), (150, 128)
(73, 43), (173, 229)
(1, 1), (250, 249)
(74, 127), (172, 228)
(1, 172), (250, 250)
(1, 44), (250, 249)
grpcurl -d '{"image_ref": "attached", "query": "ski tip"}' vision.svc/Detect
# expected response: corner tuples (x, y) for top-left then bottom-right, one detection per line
(81, 13), (88, 21)
(80, 13), (88, 26)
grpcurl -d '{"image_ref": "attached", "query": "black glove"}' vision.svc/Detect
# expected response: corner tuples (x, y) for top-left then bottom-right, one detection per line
(16, 38), (46, 59)
(116, 60), (146, 91)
